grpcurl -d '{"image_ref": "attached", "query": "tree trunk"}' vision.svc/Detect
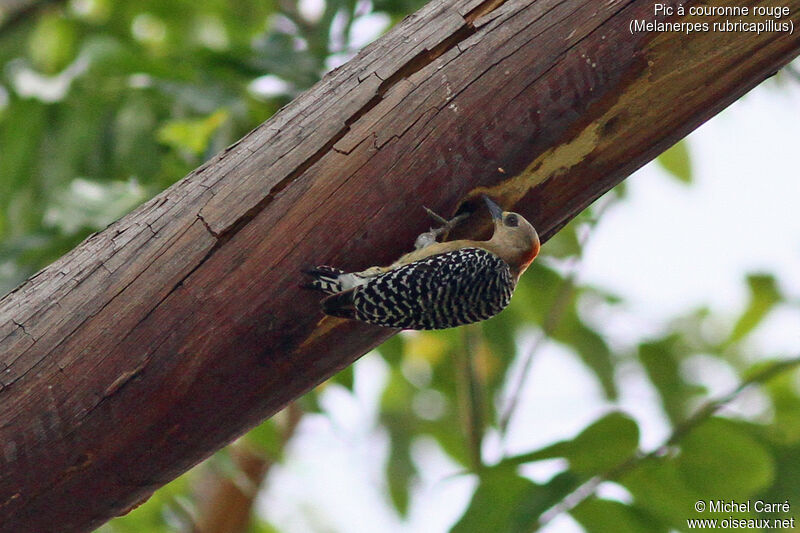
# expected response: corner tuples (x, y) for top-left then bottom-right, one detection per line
(1, 0), (798, 531)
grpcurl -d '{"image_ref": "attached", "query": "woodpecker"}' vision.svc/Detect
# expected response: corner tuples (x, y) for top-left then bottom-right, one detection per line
(303, 195), (540, 330)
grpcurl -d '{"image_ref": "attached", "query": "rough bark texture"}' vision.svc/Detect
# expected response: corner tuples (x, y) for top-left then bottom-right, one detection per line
(1, 0), (799, 531)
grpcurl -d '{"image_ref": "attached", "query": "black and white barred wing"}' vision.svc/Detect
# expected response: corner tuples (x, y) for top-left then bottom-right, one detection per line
(323, 247), (515, 330)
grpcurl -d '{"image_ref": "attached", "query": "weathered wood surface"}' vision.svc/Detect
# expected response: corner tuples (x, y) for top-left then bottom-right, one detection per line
(1, 0), (799, 530)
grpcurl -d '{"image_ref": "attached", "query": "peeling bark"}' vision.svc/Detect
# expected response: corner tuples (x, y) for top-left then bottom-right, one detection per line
(1, 0), (799, 531)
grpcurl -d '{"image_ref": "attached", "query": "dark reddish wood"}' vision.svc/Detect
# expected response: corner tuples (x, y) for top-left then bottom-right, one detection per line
(1, 0), (799, 530)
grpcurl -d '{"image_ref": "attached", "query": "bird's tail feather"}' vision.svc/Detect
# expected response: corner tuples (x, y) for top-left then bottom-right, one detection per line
(301, 266), (346, 294)
(322, 290), (356, 319)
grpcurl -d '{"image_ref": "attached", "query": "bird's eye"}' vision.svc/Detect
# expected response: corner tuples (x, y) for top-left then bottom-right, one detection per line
(504, 214), (519, 227)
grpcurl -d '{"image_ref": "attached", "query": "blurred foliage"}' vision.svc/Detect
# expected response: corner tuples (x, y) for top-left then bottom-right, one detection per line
(0, 0), (413, 294)
(657, 140), (692, 185)
(1, 1), (799, 533)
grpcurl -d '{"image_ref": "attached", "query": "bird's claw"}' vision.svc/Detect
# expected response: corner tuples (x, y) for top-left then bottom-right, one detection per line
(423, 207), (449, 226)
(414, 207), (469, 250)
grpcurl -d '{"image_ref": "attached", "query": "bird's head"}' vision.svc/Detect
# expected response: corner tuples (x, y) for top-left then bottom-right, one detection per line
(483, 195), (540, 277)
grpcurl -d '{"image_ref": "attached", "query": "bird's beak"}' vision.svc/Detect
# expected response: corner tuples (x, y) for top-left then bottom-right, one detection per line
(482, 195), (503, 221)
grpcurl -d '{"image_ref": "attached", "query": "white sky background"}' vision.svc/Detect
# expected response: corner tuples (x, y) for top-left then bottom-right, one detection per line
(258, 70), (800, 532)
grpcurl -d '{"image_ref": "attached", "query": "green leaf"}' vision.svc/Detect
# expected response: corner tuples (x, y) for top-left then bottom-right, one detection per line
(503, 412), (639, 476)
(378, 334), (404, 365)
(451, 467), (535, 533)
(29, 12), (78, 73)
(0, 98), (47, 223)
(638, 336), (704, 424)
(513, 262), (563, 324)
(481, 306), (518, 373)
(553, 306), (617, 399)
(248, 519), (281, 533)
(451, 468), (578, 533)
(567, 412), (639, 474)
(386, 424), (414, 516)
(678, 418), (775, 498)
(756, 439), (800, 523)
(761, 363), (800, 444)
(104, 473), (192, 532)
(572, 498), (666, 533)
(296, 389), (322, 413)
(157, 109), (229, 154)
(379, 368), (421, 514)
(541, 222), (581, 259)
(657, 140), (692, 184)
(331, 364), (354, 391)
(381, 367), (415, 412)
(246, 419), (284, 460)
(727, 274), (782, 345)
(620, 456), (701, 528)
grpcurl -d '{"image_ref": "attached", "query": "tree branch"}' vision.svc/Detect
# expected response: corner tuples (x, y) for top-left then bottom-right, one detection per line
(2, 0), (800, 531)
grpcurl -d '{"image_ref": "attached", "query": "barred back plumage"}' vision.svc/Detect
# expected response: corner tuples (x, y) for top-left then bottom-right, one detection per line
(304, 196), (539, 331)
(322, 248), (514, 330)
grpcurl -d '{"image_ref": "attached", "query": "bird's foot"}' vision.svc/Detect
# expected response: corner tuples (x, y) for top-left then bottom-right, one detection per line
(414, 207), (469, 250)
